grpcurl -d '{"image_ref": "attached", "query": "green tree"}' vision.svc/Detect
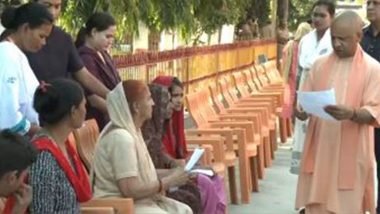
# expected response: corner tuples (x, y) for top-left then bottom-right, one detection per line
(59, 0), (139, 41)
(289, 0), (314, 31)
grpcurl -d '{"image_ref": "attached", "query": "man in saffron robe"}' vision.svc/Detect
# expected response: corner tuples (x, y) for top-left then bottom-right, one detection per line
(295, 11), (380, 213)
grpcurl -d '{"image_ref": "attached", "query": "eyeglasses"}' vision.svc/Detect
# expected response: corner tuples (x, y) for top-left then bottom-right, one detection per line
(367, 1), (380, 7)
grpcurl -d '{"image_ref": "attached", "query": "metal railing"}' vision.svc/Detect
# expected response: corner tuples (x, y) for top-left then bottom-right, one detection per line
(113, 39), (277, 92)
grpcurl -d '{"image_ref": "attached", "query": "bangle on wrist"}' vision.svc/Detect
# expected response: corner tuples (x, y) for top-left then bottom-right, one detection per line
(158, 179), (163, 193)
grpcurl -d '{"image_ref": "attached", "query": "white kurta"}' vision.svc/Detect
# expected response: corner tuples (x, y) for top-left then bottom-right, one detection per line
(0, 41), (39, 135)
(290, 29), (333, 174)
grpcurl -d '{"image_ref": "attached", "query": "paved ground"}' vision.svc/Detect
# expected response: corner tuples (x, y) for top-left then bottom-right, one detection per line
(228, 140), (299, 214)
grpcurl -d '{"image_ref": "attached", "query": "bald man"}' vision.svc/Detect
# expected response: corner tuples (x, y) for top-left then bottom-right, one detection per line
(294, 11), (380, 213)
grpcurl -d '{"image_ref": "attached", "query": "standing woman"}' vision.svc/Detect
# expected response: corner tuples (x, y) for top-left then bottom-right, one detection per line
(0, 2), (53, 137)
(281, 22), (312, 120)
(29, 79), (91, 213)
(75, 12), (120, 130)
(291, 0), (335, 175)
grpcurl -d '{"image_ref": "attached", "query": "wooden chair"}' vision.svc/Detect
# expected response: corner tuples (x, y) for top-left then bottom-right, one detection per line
(231, 71), (279, 157)
(186, 90), (260, 204)
(251, 65), (284, 103)
(262, 60), (285, 85)
(73, 119), (99, 172)
(80, 207), (115, 214)
(217, 77), (274, 167)
(256, 62), (293, 142)
(71, 120), (135, 213)
(208, 83), (269, 176)
(244, 67), (291, 143)
(193, 86), (265, 180)
(81, 198), (134, 214)
(186, 136), (227, 177)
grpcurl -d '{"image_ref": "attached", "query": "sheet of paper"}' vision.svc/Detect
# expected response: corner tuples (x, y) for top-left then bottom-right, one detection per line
(184, 148), (204, 171)
(190, 169), (215, 177)
(297, 88), (337, 120)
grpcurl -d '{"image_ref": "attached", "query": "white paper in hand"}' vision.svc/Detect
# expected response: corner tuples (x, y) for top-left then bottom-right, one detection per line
(297, 88), (337, 120)
(184, 148), (204, 171)
(191, 169), (215, 177)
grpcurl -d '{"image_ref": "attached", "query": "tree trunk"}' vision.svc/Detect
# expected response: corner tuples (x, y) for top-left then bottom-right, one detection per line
(276, 0), (289, 67)
(277, 0), (289, 28)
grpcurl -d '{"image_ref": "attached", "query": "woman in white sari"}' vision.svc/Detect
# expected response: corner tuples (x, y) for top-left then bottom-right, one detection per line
(91, 80), (192, 213)
(290, 0), (335, 175)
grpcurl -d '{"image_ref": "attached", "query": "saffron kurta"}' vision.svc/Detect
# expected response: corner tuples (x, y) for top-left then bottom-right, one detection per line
(296, 47), (380, 213)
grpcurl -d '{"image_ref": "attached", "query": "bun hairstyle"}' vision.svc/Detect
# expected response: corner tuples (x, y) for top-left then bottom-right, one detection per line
(33, 79), (84, 125)
(1, 2), (53, 31)
(75, 12), (116, 48)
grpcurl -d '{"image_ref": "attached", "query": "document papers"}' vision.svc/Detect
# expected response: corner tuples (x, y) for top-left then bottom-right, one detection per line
(185, 148), (204, 171)
(190, 169), (215, 177)
(297, 88), (337, 120)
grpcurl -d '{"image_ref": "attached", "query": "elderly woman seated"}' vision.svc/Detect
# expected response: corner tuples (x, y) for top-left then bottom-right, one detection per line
(91, 80), (192, 214)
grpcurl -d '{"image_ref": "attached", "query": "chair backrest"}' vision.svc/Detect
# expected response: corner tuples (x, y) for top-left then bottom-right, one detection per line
(217, 77), (238, 107)
(73, 119), (100, 172)
(262, 60), (283, 83)
(208, 83), (226, 113)
(232, 71), (251, 98)
(252, 65), (269, 89)
(185, 92), (208, 127)
(242, 68), (259, 93)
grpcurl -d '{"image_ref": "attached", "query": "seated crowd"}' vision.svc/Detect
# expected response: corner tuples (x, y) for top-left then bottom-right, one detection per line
(0, 3), (227, 214)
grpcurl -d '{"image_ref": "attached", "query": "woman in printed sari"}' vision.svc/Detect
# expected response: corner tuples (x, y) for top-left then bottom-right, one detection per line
(3, 79), (92, 213)
(91, 80), (192, 213)
(281, 22), (312, 120)
(142, 84), (201, 213)
(151, 76), (227, 214)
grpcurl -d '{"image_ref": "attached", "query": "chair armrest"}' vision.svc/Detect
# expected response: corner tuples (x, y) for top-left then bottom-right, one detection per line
(80, 207), (115, 214)
(81, 198), (134, 214)
(208, 121), (255, 142)
(186, 128), (237, 151)
(186, 136), (226, 163)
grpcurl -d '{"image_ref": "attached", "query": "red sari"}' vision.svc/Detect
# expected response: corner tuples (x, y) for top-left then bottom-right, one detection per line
(152, 76), (188, 159)
(3, 136), (92, 214)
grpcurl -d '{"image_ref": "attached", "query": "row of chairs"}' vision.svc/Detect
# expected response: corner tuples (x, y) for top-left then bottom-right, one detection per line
(184, 60), (292, 205)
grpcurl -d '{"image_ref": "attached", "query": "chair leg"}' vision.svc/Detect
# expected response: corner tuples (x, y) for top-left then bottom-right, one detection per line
(238, 155), (251, 204)
(279, 117), (287, 143)
(227, 166), (239, 204)
(286, 118), (293, 137)
(270, 128), (277, 159)
(263, 136), (272, 167)
(257, 142), (265, 179)
(250, 156), (259, 192)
